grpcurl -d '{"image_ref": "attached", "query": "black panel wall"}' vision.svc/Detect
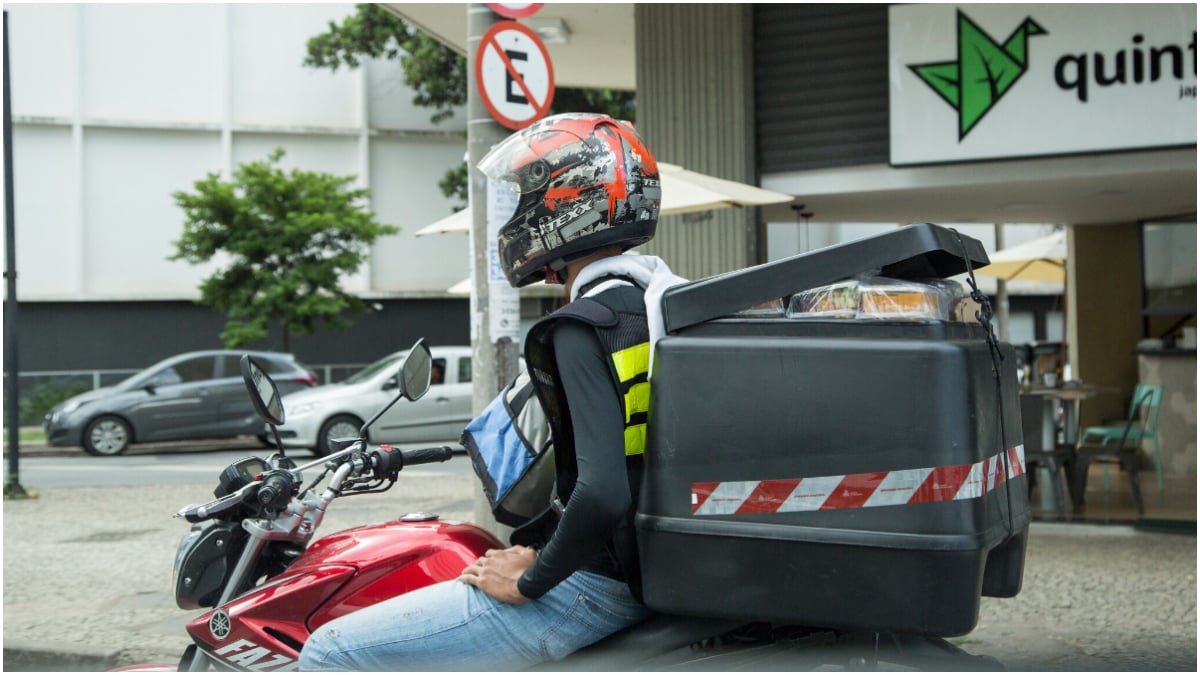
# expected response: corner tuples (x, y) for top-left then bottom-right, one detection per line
(754, 3), (890, 173)
(15, 299), (469, 372)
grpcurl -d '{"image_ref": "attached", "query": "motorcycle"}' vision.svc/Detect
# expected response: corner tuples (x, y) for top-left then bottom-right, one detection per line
(121, 337), (1005, 672)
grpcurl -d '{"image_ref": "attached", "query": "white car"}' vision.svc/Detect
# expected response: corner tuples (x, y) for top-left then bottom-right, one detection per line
(274, 346), (474, 456)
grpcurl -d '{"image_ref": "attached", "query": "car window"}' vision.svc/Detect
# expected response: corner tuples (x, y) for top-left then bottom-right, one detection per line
(430, 358), (447, 386)
(346, 353), (404, 385)
(148, 367), (183, 387)
(258, 356), (294, 375)
(457, 357), (471, 384)
(172, 356), (217, 383)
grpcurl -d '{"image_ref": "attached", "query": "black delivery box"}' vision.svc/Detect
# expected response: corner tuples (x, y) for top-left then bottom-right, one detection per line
(636, 223), (1030, 637)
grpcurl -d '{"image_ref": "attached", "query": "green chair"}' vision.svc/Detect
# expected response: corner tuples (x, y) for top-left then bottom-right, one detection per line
(1078, 384), (1164, 494)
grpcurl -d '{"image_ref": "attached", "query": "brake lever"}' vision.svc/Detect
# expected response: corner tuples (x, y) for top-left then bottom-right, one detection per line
(175, 481), (260, 523)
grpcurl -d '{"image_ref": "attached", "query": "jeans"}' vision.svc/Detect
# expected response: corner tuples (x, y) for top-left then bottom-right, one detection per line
(298, 570), (651, 671)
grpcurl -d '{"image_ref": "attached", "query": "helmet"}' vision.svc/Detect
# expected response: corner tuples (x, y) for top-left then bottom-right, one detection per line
(478, 113), (661, 287)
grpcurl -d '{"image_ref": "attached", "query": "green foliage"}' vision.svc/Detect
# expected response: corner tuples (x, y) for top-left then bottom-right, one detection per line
(437, 162), (469, 211)
(171, 149), (398, 350)
(18, 383), (90, 427)
(303, 4), (637, 209)
(304, 4), (466, 124)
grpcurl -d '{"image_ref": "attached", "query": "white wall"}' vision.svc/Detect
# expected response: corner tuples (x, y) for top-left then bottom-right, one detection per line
(12, 126), (78, 297)
(3, 3), (470, 302)
(81, 5), (225, 125)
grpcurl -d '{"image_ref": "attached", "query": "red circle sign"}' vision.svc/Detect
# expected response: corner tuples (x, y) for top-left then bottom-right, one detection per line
(487, 3), (543, 19)
(475, 21), (556, 130)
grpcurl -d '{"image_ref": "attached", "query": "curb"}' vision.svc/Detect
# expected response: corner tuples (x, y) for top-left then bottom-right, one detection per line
(3, 641), (120, 672)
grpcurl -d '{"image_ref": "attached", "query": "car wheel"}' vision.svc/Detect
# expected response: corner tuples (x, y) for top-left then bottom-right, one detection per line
(256, 433), (274, 448)
(82, 415), (132, 456)
(316, 414), (362, 457)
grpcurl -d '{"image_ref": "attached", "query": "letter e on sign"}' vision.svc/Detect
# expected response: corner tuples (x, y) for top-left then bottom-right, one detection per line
(475, 21), (555, 130)
(487, 3), (543, 19)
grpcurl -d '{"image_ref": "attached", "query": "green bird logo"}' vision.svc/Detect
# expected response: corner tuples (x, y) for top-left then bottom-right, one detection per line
(909, 10), (1047, 140)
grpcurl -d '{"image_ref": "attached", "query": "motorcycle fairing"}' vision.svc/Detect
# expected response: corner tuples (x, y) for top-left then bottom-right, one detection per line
(184, 519), (501, 671)
(303, 520), (502, 629)
(187, 564), (355, 671)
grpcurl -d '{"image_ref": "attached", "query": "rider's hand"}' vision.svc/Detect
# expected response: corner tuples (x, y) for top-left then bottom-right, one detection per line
(458, 545), (536, 604)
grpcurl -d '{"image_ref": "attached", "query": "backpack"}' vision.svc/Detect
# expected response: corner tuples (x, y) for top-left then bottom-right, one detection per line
(461, 367), (557, 529)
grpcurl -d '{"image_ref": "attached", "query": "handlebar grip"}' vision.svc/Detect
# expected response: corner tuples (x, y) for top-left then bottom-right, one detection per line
(402, 446), (455, 467)
(257, 471), (294, 510)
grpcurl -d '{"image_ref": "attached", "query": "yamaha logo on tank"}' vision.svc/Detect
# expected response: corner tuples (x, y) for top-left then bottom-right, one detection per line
(209, 609), (232, 640)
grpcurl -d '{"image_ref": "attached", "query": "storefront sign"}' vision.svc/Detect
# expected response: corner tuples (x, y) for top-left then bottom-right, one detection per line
(889, 4), (1196, 166)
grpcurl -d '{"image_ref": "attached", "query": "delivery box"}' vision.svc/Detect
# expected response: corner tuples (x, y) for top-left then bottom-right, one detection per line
(636, 223), (1030, 637)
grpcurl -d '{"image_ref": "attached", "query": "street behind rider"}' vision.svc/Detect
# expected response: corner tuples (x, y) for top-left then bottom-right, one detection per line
(298, 112), (685, 671)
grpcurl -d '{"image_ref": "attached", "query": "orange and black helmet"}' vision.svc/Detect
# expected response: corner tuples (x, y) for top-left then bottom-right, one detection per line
(477, 113), (661, 287)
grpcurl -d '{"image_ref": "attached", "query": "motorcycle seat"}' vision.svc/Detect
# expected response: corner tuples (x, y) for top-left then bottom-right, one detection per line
(535, 613), (745, 671)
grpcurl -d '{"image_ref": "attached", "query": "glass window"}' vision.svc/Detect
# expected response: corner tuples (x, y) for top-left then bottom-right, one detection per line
(457, 357), (472, 384)
(430, 358), (447, 386)
(172, 356), (216, 383)
(1141, 221), (1197, 340)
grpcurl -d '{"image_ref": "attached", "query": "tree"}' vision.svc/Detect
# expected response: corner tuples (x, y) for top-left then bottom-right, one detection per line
(171, 148), (398, 351)
(304, 4), (636, 207)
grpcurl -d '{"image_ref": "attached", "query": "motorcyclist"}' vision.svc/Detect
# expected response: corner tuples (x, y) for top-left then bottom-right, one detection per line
(298, 113), (685, 671)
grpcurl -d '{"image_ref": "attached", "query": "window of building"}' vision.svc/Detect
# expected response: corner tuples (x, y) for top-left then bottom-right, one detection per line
(1140, 220), (1197, 344)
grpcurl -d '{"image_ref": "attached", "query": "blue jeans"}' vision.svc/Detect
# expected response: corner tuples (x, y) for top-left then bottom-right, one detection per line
(298, 570), (651, 671)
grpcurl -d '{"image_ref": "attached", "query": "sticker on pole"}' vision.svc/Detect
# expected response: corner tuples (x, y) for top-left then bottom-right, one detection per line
(475, 21), (555, 131)
(487, 3), (543, 19)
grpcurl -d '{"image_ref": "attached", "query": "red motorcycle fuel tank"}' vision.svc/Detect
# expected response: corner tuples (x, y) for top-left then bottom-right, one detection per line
(186, 518), (502, 671)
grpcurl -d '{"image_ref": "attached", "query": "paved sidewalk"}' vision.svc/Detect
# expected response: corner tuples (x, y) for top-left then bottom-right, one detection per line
(3, 462), (1196, 671)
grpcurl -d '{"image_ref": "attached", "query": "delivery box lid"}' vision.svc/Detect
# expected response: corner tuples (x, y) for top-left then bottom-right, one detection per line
(662, 222), (989, 334)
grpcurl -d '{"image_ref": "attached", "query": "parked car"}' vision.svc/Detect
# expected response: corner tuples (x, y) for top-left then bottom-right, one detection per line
(274, 345), (476, 456)
(44, 350), (317, 456)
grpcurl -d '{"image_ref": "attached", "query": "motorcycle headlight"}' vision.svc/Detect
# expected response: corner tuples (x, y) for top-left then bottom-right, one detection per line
(173, 525), (206, 584)
(174, 521), (246, 610)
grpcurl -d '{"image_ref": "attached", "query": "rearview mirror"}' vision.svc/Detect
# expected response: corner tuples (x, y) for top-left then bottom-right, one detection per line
(398, 339), (432, 402)
(240, 355), (285, 425)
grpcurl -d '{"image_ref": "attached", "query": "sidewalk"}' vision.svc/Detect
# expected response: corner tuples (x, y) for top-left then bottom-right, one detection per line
(3, 460), (1196, 671)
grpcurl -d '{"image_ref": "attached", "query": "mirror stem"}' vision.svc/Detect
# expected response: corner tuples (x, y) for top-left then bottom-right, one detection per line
(270, 425), (286, 460)
(359, 392), (405, 438)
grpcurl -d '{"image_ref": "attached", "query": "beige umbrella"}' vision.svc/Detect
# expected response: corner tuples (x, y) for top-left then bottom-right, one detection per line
(974, 230), (1066, 283)
(975, 230), (1069, 378)
(415, 163), (793, 236)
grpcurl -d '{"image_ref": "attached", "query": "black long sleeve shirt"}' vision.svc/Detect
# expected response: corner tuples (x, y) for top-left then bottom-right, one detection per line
(516, 285), (644, 599)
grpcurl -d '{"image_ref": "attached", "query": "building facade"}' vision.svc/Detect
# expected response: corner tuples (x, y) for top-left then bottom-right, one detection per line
(5, 3), (472, 374)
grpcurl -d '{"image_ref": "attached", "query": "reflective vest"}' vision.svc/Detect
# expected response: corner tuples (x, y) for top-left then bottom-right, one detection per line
(523, 284), (649, 598)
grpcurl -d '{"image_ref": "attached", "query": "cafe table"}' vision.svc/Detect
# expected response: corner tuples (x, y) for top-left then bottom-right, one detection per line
(1019, 383), (1102, 512)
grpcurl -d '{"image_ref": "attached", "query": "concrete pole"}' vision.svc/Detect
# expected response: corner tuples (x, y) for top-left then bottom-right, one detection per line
(994, 224), (1010, 343)
(467, 4), (518, 541)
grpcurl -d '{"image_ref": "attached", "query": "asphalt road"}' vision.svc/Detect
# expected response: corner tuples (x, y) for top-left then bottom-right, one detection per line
(11, 442), (473, 490)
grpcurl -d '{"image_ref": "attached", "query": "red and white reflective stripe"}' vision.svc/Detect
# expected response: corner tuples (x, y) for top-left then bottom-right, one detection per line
(691, 445), (1025, 516)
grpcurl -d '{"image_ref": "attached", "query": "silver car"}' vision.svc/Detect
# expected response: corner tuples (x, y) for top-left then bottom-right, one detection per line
(44, 350), (317, 456)
(274, 346), (475, 456)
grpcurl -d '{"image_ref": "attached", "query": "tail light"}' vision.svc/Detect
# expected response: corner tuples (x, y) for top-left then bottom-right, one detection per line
(294, 372), (319, 387)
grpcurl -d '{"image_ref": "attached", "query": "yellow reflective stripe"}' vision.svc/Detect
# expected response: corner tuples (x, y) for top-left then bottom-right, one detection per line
(624, 381), (651, 424)
(624, 424), (646, 456)
(611, 342), (650, 457)
(611, 343), (650, 383)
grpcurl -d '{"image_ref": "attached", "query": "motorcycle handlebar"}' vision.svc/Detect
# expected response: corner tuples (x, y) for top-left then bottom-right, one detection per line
(368, 445), (454, 479)
(257, 471), (294, 510)
(402, 445), (455, 466)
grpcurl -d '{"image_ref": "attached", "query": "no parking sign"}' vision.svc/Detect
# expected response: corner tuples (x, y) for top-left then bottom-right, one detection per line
(475, 21), (555, 130)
